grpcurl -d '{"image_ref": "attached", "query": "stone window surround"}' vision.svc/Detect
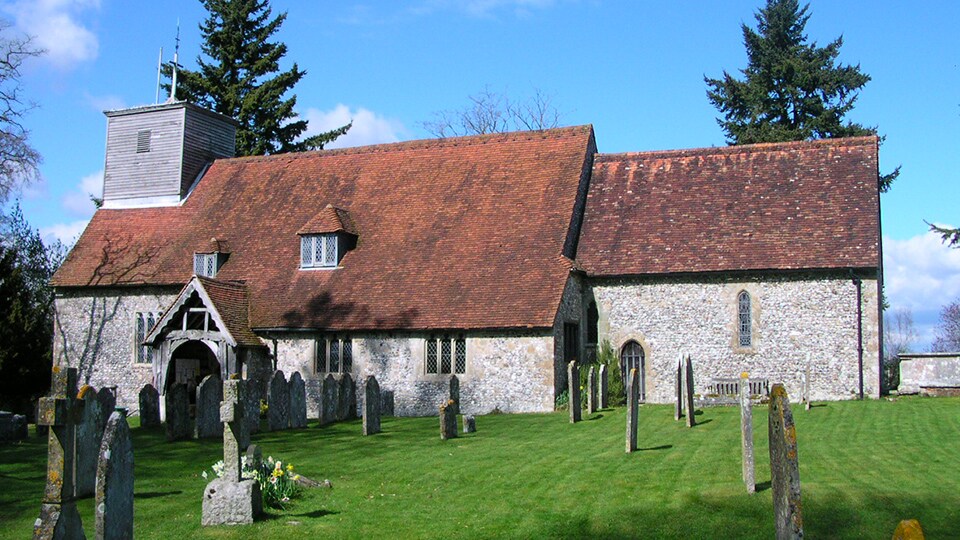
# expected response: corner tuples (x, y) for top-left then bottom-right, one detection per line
(422, 334), (468, 378)
(616, 334), (651, 400)
(315, 335), (353, 375)
(134, 311), (159, 364)
(729, 283), (761, 355)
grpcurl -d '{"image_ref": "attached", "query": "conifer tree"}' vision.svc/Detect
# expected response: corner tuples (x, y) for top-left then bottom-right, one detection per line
(169, 0), (349, 156)
(705, 0), (898, 191)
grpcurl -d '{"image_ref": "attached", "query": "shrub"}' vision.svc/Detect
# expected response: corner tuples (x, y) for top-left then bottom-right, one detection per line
(201, 454), (302, 509)
(598, 340), (625, 406)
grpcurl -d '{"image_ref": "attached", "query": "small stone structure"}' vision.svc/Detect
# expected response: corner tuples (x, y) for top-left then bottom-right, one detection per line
(362, 376), (381, 436)
(96, 387), (116, 434)
(0, 411), (27, 443)
(320, 374), (338, 426)
(338, 374), (357, 421)
(243, 379), (260, 436)
(674, 354), (683, 422)
(768, 383), (802, 540)
(587, 366), (598, 414)
(74, 385), (102, 498)
(267, 371), (289, 431)
(739, 373), (755, 494)
(95, 411), (134, 540)
(449, 375), (460, 416)
(34, 366), (85, 540)
(463, 415), (476, 433)
(288, 372), (307, 429)
(568, 361), (581, 423)
(684, 355), (696, 428)
(165, 383), (191, 442)
(202, 379), (261, 526)
(625, 368), (639, 453)
(898, 353), (960, 396)
(138, 384), (161, 428)
(195, 375), (223, 439)
(439, 400), (457, 440)
(599, 364), (609, 409)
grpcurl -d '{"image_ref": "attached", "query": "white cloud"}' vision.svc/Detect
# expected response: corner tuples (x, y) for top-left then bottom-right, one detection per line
(85, 92), (126, 112)
(413, 0), (557, 18)
(60, 169), (102, 216)
(303, 105), (406, 150)
(3, 0), (100, 69)
(40, 219), (88, 246)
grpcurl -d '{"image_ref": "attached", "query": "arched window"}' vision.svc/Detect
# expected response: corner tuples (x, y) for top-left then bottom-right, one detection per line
(620, 341), (645, 401)
(738, 291), (752, 347)
(587, 301), (599, 345)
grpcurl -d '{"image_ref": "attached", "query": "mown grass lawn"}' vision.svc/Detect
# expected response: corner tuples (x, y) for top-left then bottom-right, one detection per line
(0, 396), (957, 539)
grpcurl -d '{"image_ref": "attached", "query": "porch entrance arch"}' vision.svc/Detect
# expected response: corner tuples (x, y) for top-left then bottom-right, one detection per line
(166, 340), (220, 403)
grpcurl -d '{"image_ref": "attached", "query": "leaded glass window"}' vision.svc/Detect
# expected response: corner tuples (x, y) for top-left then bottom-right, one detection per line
(426, 336), (467, 375)
(135, 312), (158, 364)
(193, 253), (218, 277)
(620, 341), (645, 401)
(316, 337), (353, 374)
(329, 339), (341, 372)
(440, 339), (451, 374)
(426, 340), (438, 374)
(738, 291), (752, 347)
(455, 337), (466, 374)
(342, 339), (353, 372)
(300, 234), (338, 268)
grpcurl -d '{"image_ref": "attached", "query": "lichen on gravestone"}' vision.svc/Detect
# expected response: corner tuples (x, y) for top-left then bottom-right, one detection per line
(95, 411), (133, 540)
(768, 383), (803, 540)
(739, 372), (755, 494)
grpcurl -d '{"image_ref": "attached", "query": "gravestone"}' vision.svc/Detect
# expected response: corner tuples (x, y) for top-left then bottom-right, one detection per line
(587, 366), (598, 414)
(684, 355), (696, 428)
(34, 366), (86, 540)
(320, 374), (338, 426)
(96, 387), (116, 435)
(674, 354), (683, 421)
(803, 360), (812, 411)
(74, 385), (102, 499)
(245, 444), (263, 471)
(892, 519), (925, 540)
(599, 364), (609, 409)
(243, 379), (260, 436)
(95, 411), (134, 540)
(202, 379), (261, 526)
(439, 400), (457, 440)
(288, 372), (308, 429)
(362, 376), (381, 436)
(739, 373), (756, 494)
(338, 374), (357, 421)
(380, 390), (395, 417)
(463, 415), (476, 434)
(626, 368), (639, 453)
(768, 384), (803, 540)
(568, 361), (581, 423)
(449, 375), (460, 417)
(195, 375), (223, 439)
(165, 383), (191, 442)
(138, 384), (161, 428)
(267, 371), (289, 431)
(0, 411), (27, 443)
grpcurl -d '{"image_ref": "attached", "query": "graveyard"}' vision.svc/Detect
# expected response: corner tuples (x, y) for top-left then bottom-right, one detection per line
(1, 392), (957, 538)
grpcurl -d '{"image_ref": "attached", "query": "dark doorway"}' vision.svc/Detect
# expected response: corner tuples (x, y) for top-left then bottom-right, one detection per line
(166, 340), (220, 405)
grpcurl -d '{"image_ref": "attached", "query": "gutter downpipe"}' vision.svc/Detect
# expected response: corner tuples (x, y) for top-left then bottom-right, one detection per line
(853, 275), (864, 399)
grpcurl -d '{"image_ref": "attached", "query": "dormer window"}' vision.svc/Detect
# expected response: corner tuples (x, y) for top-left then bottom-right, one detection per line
(301, 234), (338, 269)
(194, 252), (224, 278)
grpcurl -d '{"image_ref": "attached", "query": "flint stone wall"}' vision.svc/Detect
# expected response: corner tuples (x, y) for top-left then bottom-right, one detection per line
(589, 273), (881, 403)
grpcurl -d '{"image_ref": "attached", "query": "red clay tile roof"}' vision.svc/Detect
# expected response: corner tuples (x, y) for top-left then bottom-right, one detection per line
(53, 126), (596, 331)
(196, 277), (263, 347)
(577, 137), (880, 276)
(298, 204), (358, 236)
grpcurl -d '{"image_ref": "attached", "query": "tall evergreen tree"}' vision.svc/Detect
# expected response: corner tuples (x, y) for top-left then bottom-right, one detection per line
(169, 0), (349, 156)
(705, 0), (898, 191)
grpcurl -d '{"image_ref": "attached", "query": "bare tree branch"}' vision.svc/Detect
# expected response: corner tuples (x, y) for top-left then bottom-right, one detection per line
(0, 21), (42, 204)
(421, 86), (563, 138)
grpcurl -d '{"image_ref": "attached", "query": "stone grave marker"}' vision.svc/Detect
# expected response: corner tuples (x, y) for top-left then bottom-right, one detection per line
(362, 376), (381, 436)
(568, 361), (581, 423)
(599, 364), (609, 409)
(96, 387), (116, 435)
(587, 366), (598, 414)
(95, 411), (134, 540)
(320, 374), (338, 426)
(0, 411), (27, 443)
(674, 353), (683, 421)
(626, 368), (639, 453)
(34, 366), (85, 540)
(165, 383), (191, 442)
(768, 383), (803, 540)
(739, 373), (756, 494)
(267, 371), (289, 431)
(463, 415), (476, 434)
(202, 379), (261, 526)
(243, 379), (261, 436)
(195, 375), (223, 439)
(380, 390), (395, 417)
(74, 385), (102, 499)
(338, 374), (357, 421)
(449, 375), (460, 416)
(138, 384), (161, 428)
(439, 400), (457, 440)
(288, 372), (308, 429)
(684, 355), (696, 428)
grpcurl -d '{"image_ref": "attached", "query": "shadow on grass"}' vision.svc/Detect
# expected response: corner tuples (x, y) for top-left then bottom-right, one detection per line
(136, 491), (183, 499)
(639, 444), (672, 451)
(291, 509), (339, 518)
(755, 480), (771, 493)
(694, 418), (713, 426)
(586, 414), (604, 421)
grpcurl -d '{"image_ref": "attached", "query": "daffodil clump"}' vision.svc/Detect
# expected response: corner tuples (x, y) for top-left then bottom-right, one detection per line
(201, 455), (302, 509)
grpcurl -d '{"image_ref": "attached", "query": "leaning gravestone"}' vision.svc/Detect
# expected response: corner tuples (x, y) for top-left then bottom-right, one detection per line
(449, 375), (460, 416)
(740, 373), (756, 494)
(165, 383), (192, 442)
(34, 366), (86, 540)
(95, 411), (134, 540)
(138, 384), (161, 428)
(267, 371), (289, 431)
(599, 364), (609, 409)
(74, 385), (102, 499)
(338, 374), (357, 421)
(587, 366), (598, 414)
(362, 376), (381, 436)
(769, 383), (803, 540)
(439, 400), (457, 440)
(202, 379), (261, 526)
(684, 355), (696, 428)
(674, 353), (684, 421)
(320, 374), (338, 426)
(243, 379), (261, 436)
(288, 372), (308, 429)
(96, 387), (116, 435)
(463, 415), (476, 434)
(195, 375), (223, 439)
(626, 368), (639, 453)
(568, 361), (581, 423)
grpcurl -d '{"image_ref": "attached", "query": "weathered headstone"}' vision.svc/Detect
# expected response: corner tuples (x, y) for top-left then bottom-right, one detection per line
(243, 379), (260, 436)
(768, 383), (803, 540)
(568, 361), (581, 423)
(439, 400), (457, 440)
(74, 385), (102, 499)
(449, 375), (460, 417)
(684, 355), (696, 428)
(138, 384), (161, 428)
(165, 383), (191, 442)
(674, 354), (684, 421)
(625, 368), (639, 453)
(195, 375), (223, 439)
(34, 366), (86, 540)
(96, 387), (116, 435)
(245, 444), (263, 471)
(380, 390), (395, 417)
(267, 371), (289, 431)
(463, 415), (476, 433)
(740, 373), (756, 494)
(587, 366), (598, 414)
(599, 364), (609, 409)
(202, 379), (261, 526)
(0, 411), (28, 442)
(338, 373), (357, 421)
(95, 411), (134, 540)
(362, 376), (381, 436)
(892, 519), (925, 540)
(320, 374), (338, 426)
(288, 372), (308, 429)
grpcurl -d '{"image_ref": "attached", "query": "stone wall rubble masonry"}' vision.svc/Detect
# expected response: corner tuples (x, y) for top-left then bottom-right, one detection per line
(95, 411), (134, 540)
(589, 274), (880, 404)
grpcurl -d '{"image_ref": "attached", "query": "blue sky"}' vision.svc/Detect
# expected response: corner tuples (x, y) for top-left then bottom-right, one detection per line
(3, 0), (959, 349)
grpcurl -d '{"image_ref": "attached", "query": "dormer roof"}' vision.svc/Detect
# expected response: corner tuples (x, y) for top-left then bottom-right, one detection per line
(298, 205), (358, 236)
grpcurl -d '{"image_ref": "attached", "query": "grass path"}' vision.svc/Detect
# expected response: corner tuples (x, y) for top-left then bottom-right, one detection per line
(0, 396), (957, 538)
